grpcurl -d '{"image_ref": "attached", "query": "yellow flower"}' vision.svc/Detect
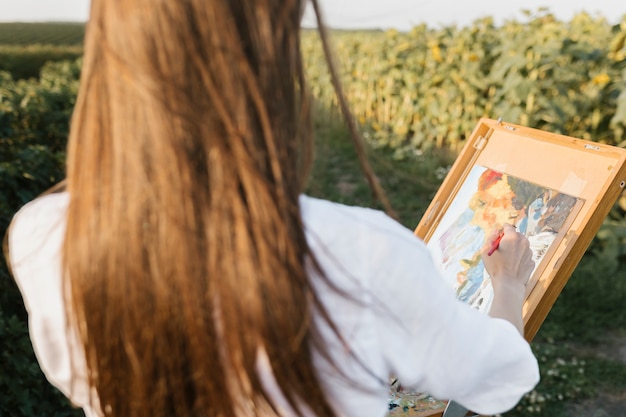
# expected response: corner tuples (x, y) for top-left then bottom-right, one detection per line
(431, 45), (443, 63)
(591, 73), (611, 85)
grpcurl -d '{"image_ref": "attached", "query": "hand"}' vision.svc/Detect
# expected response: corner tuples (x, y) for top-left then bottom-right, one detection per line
(481, 224), (535, 334)
(481, 224), (535, 290)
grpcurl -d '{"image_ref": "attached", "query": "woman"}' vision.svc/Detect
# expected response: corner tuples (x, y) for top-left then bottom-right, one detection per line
(6, 1), (538, 416)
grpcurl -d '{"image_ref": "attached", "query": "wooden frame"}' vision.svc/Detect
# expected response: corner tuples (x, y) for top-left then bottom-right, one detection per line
(393, 118), (626, 417)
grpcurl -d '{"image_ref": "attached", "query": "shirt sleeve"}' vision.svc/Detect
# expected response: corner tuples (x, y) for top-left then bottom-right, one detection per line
(300, 196), (539, 415)
(7, 193), (97, 412)
(368, 223), (539, 415)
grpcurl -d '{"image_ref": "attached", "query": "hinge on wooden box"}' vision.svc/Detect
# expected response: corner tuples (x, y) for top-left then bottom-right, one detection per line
(472, 119), (500, 151)
(473, 127), (494, 151)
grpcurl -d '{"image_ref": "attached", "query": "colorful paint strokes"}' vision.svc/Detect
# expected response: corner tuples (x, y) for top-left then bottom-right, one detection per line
(428, 166), (579, 313)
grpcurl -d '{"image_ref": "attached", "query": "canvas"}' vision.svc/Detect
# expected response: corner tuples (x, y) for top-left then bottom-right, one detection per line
(427, 165), (580, 312)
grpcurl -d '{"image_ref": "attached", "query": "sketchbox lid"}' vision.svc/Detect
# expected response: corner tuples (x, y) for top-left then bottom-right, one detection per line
(414, 117), (626, 341)
(398, 118), (626, 417)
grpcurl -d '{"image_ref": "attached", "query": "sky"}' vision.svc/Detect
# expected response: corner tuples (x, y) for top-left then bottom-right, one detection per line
(302, 0), (626, 30)
(0, 0), (625, 30)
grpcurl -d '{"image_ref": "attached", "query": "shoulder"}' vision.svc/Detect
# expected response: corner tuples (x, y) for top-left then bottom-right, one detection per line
(9, 191), (69, 252)
(6, 191), (96, 408)
(298, 195), (435, 297)
(300, 194), (398, 228)
(7, 192), (69, 304)
(299, 195), (424, 251)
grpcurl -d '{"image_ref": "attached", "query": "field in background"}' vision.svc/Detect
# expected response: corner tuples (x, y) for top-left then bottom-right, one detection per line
(0, 22), (84, 45)
(302, 11), (626, 154)
(1, 17), (625, 417)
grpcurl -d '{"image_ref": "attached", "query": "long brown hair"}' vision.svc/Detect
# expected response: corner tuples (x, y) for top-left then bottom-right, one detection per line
(63, 0), (388, 416)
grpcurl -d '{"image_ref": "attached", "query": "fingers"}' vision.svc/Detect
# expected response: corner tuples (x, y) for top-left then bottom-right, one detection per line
(481, 224), (535, 287)
(482, 227), (505, 255)
(485, 227), (503, 244)
(495, 224), (528, 254)
(502, 223), (516, 234)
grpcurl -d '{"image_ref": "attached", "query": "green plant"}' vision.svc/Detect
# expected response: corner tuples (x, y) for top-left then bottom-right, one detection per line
(302, 12), (626, 153)
(0, 307), (83, 417)
(306, 105), (451, 228)
(1, 62), (77, 417)
(0, 45), (83, 80)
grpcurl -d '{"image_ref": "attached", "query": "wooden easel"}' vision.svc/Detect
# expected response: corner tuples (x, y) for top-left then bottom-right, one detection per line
(395, 118), (626, 417)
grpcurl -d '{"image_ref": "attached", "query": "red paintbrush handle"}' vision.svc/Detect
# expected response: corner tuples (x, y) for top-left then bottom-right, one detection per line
(487, 231), (505, 256)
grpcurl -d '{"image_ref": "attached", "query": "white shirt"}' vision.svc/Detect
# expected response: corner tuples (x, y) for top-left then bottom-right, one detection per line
(8, 192), (539, 417)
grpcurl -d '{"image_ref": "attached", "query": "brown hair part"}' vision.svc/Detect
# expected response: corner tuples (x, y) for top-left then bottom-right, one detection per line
(63, 0), (341, 416)
(62, 0), (391, 416)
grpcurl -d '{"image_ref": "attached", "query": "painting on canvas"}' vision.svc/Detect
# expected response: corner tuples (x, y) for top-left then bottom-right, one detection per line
(427, 165), (580, 313)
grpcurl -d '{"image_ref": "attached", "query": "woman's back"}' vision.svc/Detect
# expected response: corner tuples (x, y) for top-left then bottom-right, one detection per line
(9, 192), (538, 417)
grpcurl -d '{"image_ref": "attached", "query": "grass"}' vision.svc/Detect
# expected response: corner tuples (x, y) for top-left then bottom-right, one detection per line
(307, 107), (454, 229)
(307, 110), (626, 417)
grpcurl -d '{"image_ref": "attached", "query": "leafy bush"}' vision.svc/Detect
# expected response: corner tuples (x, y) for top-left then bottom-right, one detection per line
(0, 60), (79, 229)
(303, 11), (626, 152)
(0, 45), (83, 80)
(0, 311), (83, 417)
(0, 61), (80, 417)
